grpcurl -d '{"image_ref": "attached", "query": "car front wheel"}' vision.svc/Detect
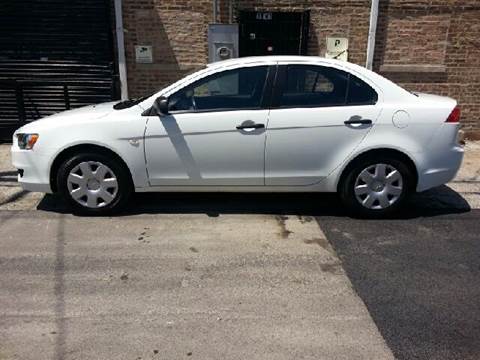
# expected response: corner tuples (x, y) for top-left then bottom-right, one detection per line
(339, 156), (414, 218)
(57, 152), (132, 215)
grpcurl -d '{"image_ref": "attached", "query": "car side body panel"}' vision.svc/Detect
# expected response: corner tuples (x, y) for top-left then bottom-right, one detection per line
(12, 104), (149, 192)
(144, 109), (269, 186)
(11, 56), (463, 197)
(265, 105), (382, 185)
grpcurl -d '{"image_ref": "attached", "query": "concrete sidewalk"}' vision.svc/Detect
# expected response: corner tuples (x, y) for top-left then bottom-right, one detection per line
(447, 141), (480, 208)
(0, 212), (394, 359)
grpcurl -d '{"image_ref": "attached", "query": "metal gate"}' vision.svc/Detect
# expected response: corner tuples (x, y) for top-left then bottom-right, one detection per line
(238, 11), (310, 57)
(0, 0), (118, 140)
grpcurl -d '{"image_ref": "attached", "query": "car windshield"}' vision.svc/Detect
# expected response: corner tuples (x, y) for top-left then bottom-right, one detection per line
(113, 66), (206, 110)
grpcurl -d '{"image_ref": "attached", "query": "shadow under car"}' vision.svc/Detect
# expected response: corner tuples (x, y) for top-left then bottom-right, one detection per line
(36, 185), (470, 219)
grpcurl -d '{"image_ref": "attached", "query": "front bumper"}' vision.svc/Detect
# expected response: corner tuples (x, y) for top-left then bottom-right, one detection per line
(11, 147), (53, 193)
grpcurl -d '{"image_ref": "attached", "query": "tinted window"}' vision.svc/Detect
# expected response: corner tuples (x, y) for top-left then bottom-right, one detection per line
(169, 66), (268, 112)
(347, 74), (378, 105)
(279, 65), (349, 107)
(278, 65), (378, 108)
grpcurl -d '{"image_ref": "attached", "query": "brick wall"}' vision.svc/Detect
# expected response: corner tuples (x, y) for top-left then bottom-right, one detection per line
(122, 0), (372, 97)
(122, 0), (480, 134)
(230, 0), (371, 64)
(373, 0), (480, 136)
(122, 0), (214, 98)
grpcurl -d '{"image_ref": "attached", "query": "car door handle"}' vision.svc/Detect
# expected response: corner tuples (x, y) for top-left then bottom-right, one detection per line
(236, 123), (265, 130)
(344, 119), (372, 125)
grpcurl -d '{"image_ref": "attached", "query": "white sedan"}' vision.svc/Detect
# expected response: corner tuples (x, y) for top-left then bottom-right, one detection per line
(11, 56), (463, 217)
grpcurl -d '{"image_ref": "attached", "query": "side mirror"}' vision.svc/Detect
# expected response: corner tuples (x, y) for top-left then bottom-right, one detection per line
(152, 96), (169, 116)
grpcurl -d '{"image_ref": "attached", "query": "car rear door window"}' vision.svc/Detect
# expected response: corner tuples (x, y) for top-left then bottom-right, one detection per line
(279, 65), (349, 107)
(169, 66), (268, 112)
(347, 74), (378, 105)
(277, 65), (377, 108)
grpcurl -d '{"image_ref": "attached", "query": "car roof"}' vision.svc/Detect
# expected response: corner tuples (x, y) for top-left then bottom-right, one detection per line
(205, 56), (402, 95)
(206, 56), (380, 84)
(207, 55), (347, 68)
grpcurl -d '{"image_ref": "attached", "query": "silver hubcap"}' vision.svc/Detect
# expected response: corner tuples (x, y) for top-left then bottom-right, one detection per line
(67, 161), (119, 208)
(354, 163), (403, 210)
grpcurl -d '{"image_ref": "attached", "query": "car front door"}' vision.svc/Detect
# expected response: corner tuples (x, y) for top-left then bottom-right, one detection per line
(144, 65), (272, 186)
(265, 64), (382, 186)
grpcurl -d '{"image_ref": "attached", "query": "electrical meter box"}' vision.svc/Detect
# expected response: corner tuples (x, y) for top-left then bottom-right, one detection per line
(208, 24), (239, 63)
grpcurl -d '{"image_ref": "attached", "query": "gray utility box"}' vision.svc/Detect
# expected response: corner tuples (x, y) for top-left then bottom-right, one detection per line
(208, 24), (239, 63)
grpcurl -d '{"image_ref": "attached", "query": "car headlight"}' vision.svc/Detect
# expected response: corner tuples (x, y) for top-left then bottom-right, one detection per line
(16, 133), (39, 150)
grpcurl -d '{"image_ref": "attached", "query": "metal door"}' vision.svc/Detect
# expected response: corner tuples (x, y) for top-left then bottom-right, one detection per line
(238, 11), (310, 57)
(0, 0), (118, 140)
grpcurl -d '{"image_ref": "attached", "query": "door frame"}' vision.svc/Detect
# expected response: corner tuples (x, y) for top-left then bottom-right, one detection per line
(238, 10), (310, 57)
(143, 64), (279, 187)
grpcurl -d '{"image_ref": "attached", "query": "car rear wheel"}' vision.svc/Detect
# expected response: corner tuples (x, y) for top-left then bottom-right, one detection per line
(339, 155), (414, 218)
(57, 153), (132, 215)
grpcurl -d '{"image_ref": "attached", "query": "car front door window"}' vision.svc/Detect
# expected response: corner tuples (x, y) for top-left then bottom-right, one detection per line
(169, 66), (269, 112)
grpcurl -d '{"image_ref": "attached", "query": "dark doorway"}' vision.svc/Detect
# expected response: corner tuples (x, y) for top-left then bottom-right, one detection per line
(238, 11), (310, 57)
(0, 0), (118, 140)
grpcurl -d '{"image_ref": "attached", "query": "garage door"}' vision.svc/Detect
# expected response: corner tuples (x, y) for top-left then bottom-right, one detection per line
(0, 0), (118, 139)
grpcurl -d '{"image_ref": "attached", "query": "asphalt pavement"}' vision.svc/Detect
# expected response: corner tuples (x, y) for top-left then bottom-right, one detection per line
(318, 210), (480, 360)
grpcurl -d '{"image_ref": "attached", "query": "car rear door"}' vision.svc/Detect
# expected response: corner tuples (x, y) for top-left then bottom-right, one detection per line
(144, 65), (273, 186)
(265, 63), (382, 186)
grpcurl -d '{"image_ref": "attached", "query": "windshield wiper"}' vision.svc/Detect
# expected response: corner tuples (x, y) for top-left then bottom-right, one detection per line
(113, 98), (142, 110)
(113, 91), (157, 110)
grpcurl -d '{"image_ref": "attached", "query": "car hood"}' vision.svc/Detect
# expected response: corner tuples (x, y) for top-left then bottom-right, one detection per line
(48, 101), (117, 119)
(15, 101), (120, 133)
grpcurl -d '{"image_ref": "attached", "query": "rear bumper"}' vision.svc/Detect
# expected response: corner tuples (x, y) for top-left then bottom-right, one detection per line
(416, 145), (464, 192)
(11, 147), (53, 193)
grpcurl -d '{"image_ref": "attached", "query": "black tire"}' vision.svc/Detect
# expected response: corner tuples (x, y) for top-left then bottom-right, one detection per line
(339, 155), (415, 218)
(56, 152), (132, 215)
